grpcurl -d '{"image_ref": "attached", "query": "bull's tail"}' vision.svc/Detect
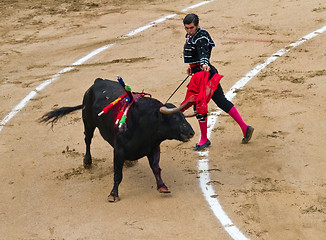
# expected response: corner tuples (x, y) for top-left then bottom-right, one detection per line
(39, 105), (83, 126)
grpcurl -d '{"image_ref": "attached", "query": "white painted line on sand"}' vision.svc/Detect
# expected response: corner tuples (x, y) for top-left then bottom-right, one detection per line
(121, 14), (177, 38)
(181, 0), (215, 12)
(0, 0), (217, 133)
(121, 0), (216, 38)
(2, 0), (324, 238)
(0, 44), (115, 133)
(198, 24), (326, 240)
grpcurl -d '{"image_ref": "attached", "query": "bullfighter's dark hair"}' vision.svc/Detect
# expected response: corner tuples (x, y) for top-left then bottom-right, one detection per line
(183, 13), (199, 26)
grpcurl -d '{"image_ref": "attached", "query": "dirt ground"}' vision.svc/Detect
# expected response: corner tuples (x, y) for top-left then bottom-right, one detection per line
(0, 0), (325, 239)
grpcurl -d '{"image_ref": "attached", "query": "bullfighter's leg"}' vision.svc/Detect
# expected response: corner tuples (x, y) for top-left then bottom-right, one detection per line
(108, 149), (125, 202)
(147, 145), (171, 193)
(211, 85), (254, 143)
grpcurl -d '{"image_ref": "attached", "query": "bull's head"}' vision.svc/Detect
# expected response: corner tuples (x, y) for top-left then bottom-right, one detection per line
(158, 102), (195, 142)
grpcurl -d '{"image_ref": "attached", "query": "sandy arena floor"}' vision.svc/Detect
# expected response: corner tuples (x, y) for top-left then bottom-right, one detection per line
(0, 0), (325, 239)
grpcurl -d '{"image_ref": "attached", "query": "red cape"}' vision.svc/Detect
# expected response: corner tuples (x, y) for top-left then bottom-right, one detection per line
(181, 71), (223, 115)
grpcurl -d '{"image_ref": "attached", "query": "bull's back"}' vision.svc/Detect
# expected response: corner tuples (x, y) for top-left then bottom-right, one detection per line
(93, 78), (125, 106)
(83, 78), (126, 145)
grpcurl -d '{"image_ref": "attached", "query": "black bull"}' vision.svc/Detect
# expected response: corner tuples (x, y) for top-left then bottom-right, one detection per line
(40, 78), (194, 202)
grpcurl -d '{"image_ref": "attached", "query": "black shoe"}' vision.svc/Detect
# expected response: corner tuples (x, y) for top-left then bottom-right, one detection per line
(242, 126), (254, 144)
(194, 139), (211, 151)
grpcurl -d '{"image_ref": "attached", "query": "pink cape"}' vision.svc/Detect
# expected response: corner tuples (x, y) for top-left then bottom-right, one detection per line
(180, 71), (223, 115)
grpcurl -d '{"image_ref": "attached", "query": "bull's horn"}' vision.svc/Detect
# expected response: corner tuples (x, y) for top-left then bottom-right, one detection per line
(183, 111), (196, 118)
(160, 101), (188, 114)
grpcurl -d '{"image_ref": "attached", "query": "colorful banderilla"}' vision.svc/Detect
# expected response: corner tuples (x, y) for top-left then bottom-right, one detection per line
(98, 93), (128, 116)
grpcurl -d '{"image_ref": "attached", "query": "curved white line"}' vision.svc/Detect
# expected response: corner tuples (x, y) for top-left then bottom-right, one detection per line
(181, 0), (215, 12)
(198, 24), (326, 240)
(0, 0), (217, 133)
(0, 44), (115, 133)
(121, 14), (177, 38)
(1, 0), (324, 239)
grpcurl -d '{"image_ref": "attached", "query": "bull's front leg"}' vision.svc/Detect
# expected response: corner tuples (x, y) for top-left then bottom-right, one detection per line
(108, 149), (125, 202)
(83, 133), (92, 168)
(82, 114), (95, 168)
(147, 145), (171, 193)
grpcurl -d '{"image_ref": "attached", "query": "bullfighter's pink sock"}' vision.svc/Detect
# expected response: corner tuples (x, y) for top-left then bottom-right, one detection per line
(198, 118), (208, 145)
(228, 106), (248, 137)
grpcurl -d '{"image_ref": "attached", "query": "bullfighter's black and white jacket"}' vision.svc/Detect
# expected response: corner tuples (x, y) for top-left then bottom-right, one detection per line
(183, 28), (215, 66)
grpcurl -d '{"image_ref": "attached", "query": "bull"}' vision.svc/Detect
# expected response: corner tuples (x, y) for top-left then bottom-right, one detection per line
(40, 78), (194, 202)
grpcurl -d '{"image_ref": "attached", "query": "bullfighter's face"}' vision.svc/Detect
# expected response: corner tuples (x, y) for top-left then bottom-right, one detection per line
(184, 22), (199, 37)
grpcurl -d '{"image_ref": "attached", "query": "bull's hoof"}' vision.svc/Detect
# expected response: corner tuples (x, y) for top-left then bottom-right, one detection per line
(108, 194), (120, 202)
(83, 163), (92, 169)
(158, 186), (171, 193)
(83, 156), (92, 167)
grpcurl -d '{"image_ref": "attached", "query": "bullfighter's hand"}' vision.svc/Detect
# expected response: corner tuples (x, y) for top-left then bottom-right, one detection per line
(187, 67), (193, 76)
(201, 64), (210, 71)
